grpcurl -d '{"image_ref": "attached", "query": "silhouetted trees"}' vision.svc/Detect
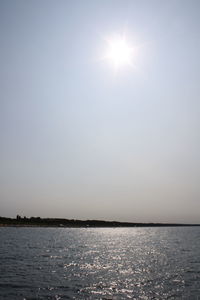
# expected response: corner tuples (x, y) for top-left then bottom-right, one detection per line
(0, 216), (199, 227)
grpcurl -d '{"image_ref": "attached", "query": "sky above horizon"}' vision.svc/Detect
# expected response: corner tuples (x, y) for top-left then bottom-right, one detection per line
(0, 0), (200, 223)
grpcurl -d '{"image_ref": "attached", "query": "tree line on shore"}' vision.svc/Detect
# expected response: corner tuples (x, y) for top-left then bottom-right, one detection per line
(0, 216), (199, 227)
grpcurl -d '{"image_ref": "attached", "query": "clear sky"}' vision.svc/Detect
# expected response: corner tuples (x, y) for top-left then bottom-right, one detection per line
(0, 0), (200, 223)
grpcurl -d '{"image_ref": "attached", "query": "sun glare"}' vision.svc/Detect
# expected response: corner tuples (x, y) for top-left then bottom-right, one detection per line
(104, 34), (135, 70)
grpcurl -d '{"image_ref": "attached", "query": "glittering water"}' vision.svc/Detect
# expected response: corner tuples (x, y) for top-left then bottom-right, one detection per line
(0, 227), (199, 299)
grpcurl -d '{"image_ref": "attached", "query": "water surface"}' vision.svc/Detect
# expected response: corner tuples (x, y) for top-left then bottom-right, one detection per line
(0, 227), (199, 299)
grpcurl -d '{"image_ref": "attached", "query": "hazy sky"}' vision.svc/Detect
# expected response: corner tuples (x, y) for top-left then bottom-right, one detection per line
(1, 0), (200, 223)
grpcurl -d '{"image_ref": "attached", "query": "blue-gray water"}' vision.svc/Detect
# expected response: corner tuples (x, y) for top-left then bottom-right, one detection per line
(0, 227), (199, 299)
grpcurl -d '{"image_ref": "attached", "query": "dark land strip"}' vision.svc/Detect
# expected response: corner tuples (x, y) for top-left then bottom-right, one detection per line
(0, 216), (199, 227)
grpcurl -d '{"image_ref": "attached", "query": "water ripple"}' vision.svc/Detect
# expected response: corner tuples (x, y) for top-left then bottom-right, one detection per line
(0, 227), (199, 299)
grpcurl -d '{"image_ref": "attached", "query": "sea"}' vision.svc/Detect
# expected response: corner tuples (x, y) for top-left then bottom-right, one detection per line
(0, 227), (199, 299)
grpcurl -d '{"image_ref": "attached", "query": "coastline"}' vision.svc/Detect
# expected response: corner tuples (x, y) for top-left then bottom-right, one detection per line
(0, 217), (199, 228)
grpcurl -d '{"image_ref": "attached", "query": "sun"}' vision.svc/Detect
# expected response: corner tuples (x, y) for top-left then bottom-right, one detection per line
(104, 34), (135, 70)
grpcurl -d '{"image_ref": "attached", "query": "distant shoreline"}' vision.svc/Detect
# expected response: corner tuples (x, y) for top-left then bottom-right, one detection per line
(0, 216), (199, 228)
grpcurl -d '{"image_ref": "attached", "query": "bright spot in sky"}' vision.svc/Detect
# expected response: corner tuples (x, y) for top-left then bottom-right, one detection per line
(104, 34), (135, 70)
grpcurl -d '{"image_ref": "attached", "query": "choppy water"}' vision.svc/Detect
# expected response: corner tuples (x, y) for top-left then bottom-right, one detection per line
(0, 227), (199, 299)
